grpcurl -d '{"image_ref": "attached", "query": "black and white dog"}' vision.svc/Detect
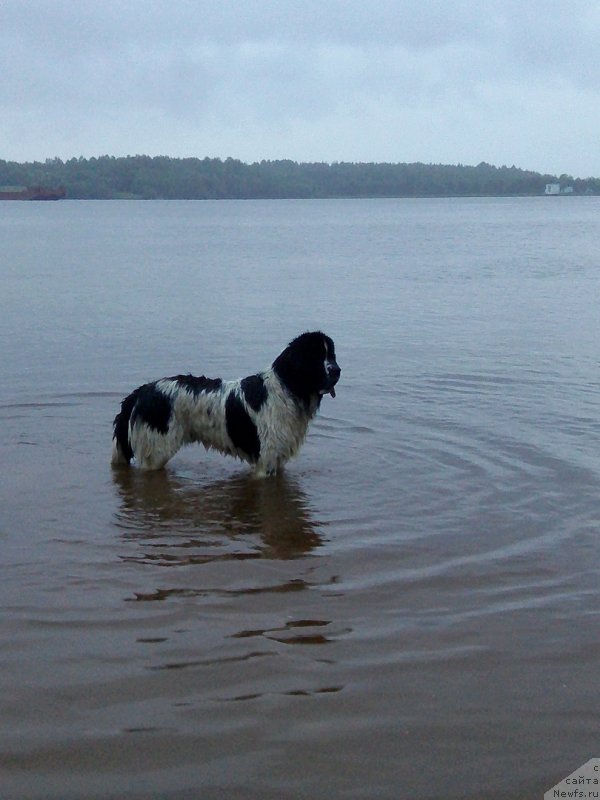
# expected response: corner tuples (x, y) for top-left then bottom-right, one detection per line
(111, 331), (340, 475)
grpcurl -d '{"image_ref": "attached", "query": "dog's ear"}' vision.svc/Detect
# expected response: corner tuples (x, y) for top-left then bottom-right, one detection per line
(273, 332), (333, 407)
(272, 344), (306, 400)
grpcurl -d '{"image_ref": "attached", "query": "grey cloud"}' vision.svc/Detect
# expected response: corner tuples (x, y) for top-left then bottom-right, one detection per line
(1, 1), (599, 175)
(2, 0), (498, 49)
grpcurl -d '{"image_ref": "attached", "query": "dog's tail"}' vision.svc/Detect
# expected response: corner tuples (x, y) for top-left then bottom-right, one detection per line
(111, 389), (139, 465)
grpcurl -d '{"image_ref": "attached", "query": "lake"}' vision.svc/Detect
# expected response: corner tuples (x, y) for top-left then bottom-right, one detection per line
(1, 196), (599, 799)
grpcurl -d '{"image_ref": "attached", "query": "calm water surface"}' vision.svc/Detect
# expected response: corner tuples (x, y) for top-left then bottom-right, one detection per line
(1, 197), (600, 799)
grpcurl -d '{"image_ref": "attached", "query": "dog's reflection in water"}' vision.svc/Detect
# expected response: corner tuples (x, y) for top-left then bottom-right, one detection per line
(113, 467), (324, 561)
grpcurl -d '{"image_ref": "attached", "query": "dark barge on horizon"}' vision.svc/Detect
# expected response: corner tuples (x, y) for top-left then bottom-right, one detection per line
(0, 185), (66, 201)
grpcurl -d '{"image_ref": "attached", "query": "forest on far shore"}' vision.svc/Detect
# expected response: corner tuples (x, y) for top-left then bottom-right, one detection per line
(1, 155), (598, 200)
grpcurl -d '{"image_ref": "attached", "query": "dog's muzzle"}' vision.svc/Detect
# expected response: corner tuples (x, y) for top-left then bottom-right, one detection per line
(322, 361), (341, 398)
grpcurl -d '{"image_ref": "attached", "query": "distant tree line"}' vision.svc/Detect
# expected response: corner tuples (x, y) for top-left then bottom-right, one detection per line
(1, 155), (599, 199)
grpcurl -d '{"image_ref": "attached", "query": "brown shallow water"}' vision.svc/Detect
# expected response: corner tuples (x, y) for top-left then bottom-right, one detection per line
(1, 198), (600, 799)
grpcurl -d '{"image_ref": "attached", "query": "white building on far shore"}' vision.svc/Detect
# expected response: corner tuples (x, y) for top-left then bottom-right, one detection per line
(545, 183), (574, 195)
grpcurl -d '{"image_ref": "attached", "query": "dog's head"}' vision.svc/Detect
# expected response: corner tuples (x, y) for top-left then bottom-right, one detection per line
(273, 331), (341, 408)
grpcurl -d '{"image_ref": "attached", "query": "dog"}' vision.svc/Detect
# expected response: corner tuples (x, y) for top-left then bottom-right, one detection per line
(111, 331), (340, 475)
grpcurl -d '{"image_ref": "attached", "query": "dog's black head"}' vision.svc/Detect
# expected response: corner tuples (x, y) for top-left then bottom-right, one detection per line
(273, 331), (341, 409)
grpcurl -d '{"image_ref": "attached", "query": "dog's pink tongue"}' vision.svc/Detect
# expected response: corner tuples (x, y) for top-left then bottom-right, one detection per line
(329, 387), (336, 398)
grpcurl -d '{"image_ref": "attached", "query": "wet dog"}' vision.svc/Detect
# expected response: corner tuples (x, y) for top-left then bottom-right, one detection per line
(111, 331), (340, 475)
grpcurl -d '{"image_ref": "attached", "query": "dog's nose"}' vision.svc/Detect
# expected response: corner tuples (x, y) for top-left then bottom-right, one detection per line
(327, 363), (341, 381)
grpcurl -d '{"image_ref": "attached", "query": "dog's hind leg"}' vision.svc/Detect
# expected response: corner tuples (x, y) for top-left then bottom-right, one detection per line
(130, 427), (181, 471)
(136, 453), (171, 471)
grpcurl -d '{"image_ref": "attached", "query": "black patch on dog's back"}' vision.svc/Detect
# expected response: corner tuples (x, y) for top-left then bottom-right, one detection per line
(131, 383), (172, 434)
(241, 374), (267, 412)
(170, 374), (223, 396)
(225, 392), (261, 462)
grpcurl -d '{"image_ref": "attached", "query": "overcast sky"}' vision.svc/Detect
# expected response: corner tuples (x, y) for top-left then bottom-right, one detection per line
(1, 1), (598, 176)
